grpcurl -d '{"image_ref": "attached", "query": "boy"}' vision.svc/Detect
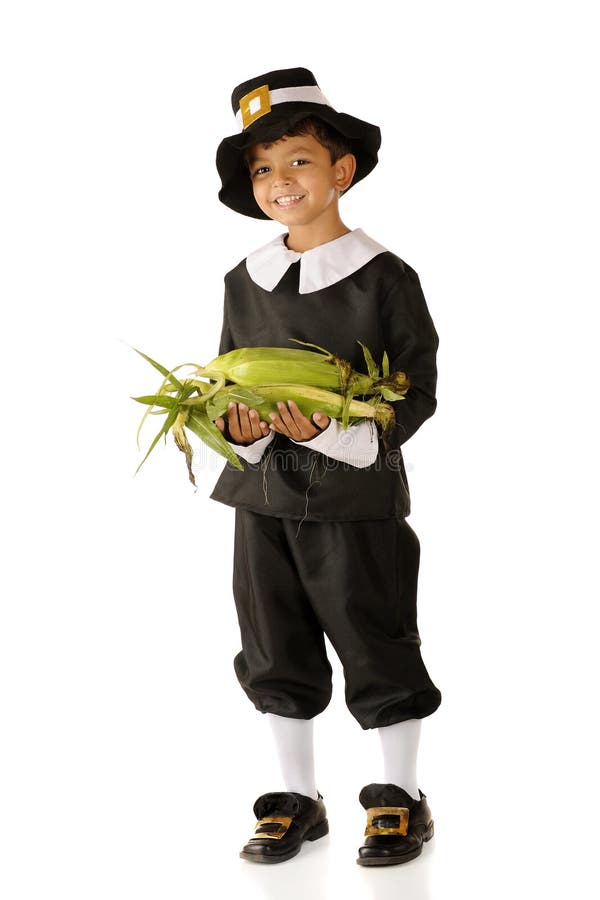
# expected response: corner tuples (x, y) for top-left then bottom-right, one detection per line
(211, 67), (442, 866)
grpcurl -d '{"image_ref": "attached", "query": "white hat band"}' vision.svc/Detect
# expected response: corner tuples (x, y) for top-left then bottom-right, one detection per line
(235, 84), (332, 132)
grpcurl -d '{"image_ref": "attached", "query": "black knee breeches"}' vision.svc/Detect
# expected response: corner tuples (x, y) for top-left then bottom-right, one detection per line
(231, 508), (442, 730)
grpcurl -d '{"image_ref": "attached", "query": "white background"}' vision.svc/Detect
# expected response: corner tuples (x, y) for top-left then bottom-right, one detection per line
(1, 1), (599, 897)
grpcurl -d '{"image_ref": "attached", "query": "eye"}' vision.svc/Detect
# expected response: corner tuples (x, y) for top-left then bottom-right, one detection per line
(252, 159), (309, 177)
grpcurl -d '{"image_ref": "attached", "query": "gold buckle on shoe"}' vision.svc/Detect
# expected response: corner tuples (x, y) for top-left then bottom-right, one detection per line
(250, 815), (293, 841)
(364, 806), (410, 836)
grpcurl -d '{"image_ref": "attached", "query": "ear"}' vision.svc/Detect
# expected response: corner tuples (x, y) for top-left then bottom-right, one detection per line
(334, 152), (357, 193)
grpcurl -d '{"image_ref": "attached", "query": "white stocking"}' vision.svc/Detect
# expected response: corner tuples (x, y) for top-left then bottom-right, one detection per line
(265, 713), (319, 800)
(377, 718), (422, 801)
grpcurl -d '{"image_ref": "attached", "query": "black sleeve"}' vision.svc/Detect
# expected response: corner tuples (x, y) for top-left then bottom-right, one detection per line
(379, 267), (439, 450)
(218, 280), (236, 356)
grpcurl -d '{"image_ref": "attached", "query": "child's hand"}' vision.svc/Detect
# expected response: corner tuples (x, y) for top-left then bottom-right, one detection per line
(268, 400), (330, 441)
(215, 402), (271, 445)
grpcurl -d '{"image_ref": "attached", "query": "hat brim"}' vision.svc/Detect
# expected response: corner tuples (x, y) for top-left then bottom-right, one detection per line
(216, 104), (381, 219)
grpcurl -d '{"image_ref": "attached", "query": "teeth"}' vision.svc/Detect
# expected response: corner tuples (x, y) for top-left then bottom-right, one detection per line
(276, 195), (303, 204)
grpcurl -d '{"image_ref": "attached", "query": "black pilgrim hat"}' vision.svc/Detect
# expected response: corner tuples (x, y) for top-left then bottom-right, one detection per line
(216, 67), (381, 219)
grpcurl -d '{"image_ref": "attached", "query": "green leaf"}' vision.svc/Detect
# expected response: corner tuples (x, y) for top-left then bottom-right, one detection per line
(129, 345), (183, 447)
(136, 393), (179, 449)
(129, 345), (184, 390)
(341, 388), (355, 430)
(134, 381), (201, 448)
(382, 351), (390, 377)
(134, 406), (180, 476)
(131, 394), (179, 409)
(380, 387), (407, 401)
(356, 339), (380, 379)
(224, 386), (267, 405)
(345, 416), (363, 428)
(287, 337), (333, 356)
(185, 407), (244, 471)
(205, 385), (268, 421)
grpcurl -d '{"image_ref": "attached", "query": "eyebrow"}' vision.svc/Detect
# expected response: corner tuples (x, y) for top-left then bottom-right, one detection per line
(247, 145), (315, 163)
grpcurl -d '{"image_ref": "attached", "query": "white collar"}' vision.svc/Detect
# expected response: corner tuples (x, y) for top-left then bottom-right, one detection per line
(245, 227), (389, 294)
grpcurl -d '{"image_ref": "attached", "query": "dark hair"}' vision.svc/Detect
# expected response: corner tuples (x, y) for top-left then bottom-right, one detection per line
(243, 115), (354, 194)
(273, 115), (353, 163)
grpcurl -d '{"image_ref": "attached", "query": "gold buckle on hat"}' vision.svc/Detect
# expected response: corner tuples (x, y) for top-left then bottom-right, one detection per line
(239, 84), (271, 129)
(250, 815), (293, 841)
(364, 806), (410, 836)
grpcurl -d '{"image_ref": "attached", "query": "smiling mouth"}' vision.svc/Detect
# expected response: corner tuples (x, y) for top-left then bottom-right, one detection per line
(274, 194), (305, 207)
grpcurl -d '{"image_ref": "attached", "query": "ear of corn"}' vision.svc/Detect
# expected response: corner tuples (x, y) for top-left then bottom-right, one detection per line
(131, 339), (409, 484)
(194, 346), (373, 395)
(203, 383), (393, 429)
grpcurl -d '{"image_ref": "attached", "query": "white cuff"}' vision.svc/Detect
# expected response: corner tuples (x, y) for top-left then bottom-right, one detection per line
(290, 418), (379, 468)
(227, 429), (275, 463)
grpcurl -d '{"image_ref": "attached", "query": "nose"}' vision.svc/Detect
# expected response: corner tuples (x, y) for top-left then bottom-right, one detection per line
(270, 163), (293, 187)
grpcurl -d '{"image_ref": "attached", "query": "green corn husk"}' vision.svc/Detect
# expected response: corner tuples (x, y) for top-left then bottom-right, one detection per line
(190, 341), (410, 401)
(193, 342), (371, 395)
(131, 338), (410, 486)
(133, 383), (396, 485)
(202, 383), (395, 437)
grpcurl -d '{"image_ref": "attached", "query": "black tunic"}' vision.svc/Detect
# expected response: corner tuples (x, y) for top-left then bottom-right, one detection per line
(209, 235), (439, 522)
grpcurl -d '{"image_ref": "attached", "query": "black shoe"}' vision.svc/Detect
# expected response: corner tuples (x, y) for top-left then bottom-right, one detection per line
(240, 790), (329, 864)
(356, 783), (434, 866)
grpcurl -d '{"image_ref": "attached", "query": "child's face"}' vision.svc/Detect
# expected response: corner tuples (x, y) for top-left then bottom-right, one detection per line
(245, 132), (355, 227)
